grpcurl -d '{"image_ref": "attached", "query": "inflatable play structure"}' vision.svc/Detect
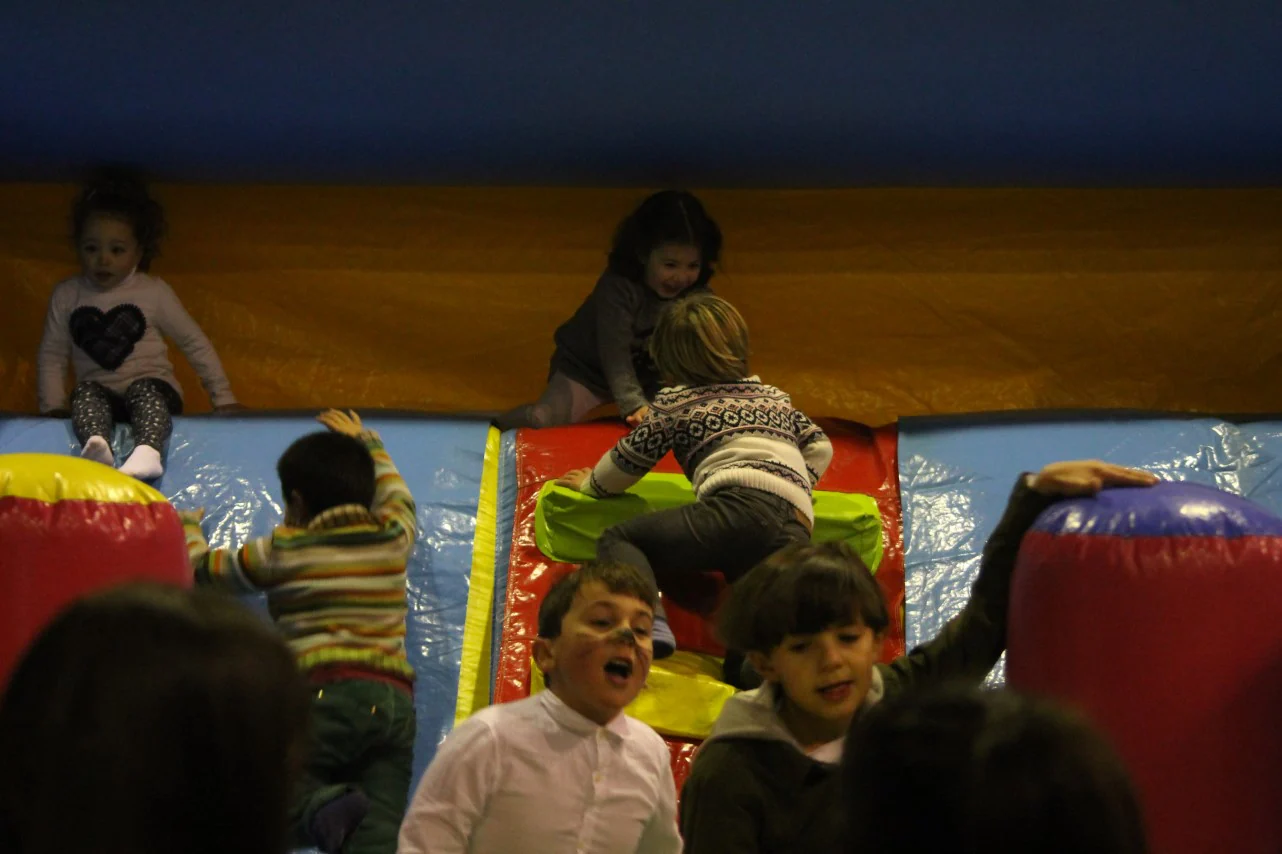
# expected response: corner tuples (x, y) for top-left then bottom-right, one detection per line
(4, 412), (1282, 854)
(3, 4), (1281, 851)
(0, 454), (190, 682)
(1009, 481), (1282, 854)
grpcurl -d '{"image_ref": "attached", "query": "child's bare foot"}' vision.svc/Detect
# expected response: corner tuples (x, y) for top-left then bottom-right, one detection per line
(80, 435), (114, 467)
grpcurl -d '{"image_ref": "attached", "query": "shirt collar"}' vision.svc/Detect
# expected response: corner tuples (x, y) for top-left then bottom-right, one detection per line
(538, 689), (631, 741)
(307, 503), (378, 531)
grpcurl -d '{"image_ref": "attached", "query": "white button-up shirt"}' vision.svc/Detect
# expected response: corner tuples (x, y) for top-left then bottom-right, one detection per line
(398, 690), (682, 854)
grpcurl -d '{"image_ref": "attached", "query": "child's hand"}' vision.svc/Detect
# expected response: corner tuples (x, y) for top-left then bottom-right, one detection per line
(625, 406), (651, 427)
(317, 409), (365, 437)
(556, 468), (592, 490)
(215, 403), (246, 413)
(176, 507), (205, 524)
(1029, 461), (1159, 497)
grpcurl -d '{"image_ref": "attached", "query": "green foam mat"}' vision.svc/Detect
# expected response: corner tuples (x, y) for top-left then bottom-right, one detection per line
(535, 473), (883, 572)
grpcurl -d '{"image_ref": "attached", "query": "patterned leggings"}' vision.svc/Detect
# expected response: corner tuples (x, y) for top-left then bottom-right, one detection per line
(70, 379), (183, 450)
(495, 372), (611, 430)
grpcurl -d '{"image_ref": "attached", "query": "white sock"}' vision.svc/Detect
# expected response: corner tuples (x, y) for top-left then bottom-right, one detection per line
(80, 435), (115, 467)
(119, 444), (164, 480)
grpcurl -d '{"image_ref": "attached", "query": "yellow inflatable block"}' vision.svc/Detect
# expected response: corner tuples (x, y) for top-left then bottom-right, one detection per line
(530, 651), (737, 740)
(0, 454), (168, 504)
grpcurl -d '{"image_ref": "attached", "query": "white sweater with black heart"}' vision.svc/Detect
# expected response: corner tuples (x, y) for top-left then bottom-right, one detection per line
(37, 272), (236, 412)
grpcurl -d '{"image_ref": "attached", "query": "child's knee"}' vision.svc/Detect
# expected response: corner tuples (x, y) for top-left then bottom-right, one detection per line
(125, 378), (159, 399)
(71, 380), (107, 401)
(597, 524), (629, 550)
(526, 402), (570, 430)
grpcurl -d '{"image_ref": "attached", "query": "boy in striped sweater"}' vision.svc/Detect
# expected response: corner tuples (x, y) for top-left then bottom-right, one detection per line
(180, 409), (416, 854)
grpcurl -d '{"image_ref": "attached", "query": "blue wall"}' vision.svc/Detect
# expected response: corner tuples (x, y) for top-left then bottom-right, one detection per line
(3, 0), (1280, 185)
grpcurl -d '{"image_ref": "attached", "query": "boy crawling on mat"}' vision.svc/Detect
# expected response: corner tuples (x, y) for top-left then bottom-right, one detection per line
(399, 562), (681, 854)
(679, 460), (1158, 854)
(181, 409), (417, 854)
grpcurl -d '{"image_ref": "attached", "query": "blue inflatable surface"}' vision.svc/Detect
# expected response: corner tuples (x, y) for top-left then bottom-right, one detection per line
(0, 414), (491, 801)
(898, 414), (1282, 683)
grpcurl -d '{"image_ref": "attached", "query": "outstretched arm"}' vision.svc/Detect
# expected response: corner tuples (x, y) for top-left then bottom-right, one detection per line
(556, 413), (671, 497)
(594, 274), (650, 421)
(179, 508), (279, 592)
(793, 409), (832, 486)
(880, 460), (1158, 692)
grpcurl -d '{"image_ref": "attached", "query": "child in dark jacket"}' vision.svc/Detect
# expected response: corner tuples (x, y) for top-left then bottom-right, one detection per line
(498, 190), (722, 430)
(678, 460), (1158, 854)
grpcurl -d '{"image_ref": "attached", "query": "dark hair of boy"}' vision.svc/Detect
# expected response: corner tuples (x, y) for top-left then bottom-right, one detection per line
(607, 190), (723, 288)
(718, 541), (890, 654)
(0, 582), (308, 854)
(277, 432), (376, 520)
(71, 166), (168, 271)
(843, 685), (1148, 854)
(537, 561), (659, 640)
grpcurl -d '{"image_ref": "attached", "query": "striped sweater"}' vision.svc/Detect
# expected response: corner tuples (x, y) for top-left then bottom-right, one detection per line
(583, 378), (833, 523)
(183, 433), (416, 683)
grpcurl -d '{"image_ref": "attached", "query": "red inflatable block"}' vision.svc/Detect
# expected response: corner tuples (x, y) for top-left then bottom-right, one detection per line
(0, 455), (190, 688)
(1009, 482), (1282, 854)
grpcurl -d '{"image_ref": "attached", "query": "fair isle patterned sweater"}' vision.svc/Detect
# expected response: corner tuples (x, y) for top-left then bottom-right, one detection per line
(583, 377), (834, 523)
(183, 433), (416, 684)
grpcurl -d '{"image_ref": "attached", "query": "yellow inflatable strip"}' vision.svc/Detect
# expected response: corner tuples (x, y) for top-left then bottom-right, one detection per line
(454, 427), (502, 723)
(530, 651), (738, 740)
(0, 454), (168, 504)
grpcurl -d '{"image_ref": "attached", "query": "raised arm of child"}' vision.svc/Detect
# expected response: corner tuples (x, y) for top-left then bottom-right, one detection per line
(152, 280), (239, 411)
(879, 460), (1158, 691)
(317, 409), (417, 542)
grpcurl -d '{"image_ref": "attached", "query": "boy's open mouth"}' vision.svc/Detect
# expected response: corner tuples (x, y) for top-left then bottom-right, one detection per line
(603, 657), (634, 685)
(817, 680), (854, 703)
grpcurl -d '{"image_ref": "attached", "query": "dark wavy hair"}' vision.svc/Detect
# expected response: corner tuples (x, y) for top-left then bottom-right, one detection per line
(71, 167), (168, 271)
(718, 541), (889, 654)
(843, 686), (1149, 854)
(607, 190), (722, 287)
(0, 582), (308, 854)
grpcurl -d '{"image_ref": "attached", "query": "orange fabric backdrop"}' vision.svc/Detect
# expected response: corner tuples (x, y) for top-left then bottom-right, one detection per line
(2, 185), (1279, 423)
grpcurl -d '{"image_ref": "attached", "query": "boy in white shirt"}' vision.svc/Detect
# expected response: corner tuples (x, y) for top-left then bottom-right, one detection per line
(398, 562), (682, 854)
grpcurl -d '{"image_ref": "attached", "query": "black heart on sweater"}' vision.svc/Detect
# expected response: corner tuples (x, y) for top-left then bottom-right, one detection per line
(69, 304), (147, 370)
